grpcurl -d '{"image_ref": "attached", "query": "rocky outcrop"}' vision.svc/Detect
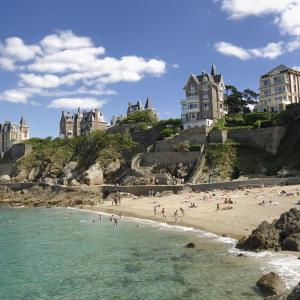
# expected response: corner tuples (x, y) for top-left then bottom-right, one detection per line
(237, 208), (300, 252)
(256, 272), (286, 297)
(287, 282), (300, 300)
(78, 162), (104, 186)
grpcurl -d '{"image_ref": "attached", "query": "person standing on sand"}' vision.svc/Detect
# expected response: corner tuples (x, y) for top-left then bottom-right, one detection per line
(154, 206), (157, 216)
(180, 207), (184, 216)
(114, 217), (118, 227)
(217, 203), (220, 211)
(174, 210), (178, 222)
(162, 208), (166, 220)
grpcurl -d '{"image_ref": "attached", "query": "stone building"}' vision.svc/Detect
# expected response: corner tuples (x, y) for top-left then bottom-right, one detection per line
(257, 64), (300, 113)
(0, 116), (29, 157)
(181, 64), (227, 129)
(59, 108), (107, 138)
(111, 97), (159, 126)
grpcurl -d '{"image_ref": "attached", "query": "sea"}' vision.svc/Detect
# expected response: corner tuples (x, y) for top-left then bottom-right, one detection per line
(1, 205), (300, 300)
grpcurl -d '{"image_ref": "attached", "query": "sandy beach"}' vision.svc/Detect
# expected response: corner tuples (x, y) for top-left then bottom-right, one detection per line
(91, 184), (300, 241)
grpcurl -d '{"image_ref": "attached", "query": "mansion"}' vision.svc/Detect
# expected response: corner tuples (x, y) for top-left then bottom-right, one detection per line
(181, 64), (227, 129)
(59, 108), (107, 138)
(256, 65), (300, 113)
(111, 97), (159, 126)
(0, 116), (29, 157)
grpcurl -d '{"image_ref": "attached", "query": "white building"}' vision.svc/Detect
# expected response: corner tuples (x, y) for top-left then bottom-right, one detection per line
(257, 64), (300, 113)
(181, 65), (227, 130)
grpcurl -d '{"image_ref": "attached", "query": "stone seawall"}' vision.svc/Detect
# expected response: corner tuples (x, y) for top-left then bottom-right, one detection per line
(140, 152), (199, 166)
(1, 176), (300, 197)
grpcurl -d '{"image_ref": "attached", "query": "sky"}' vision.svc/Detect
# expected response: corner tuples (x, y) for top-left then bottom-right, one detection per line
(1, 0), (300, 138)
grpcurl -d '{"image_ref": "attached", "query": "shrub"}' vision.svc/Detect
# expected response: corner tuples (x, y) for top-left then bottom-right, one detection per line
(159, 128), (174, 139)
(176, 140), (190, 152)
(190, 144), (202, 151)
(244, 112), (271, 125)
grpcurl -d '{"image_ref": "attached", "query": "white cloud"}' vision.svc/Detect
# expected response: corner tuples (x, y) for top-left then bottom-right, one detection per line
(215, 0), (300, 59)
(249, 42), (285, 59)
(0, 57), (15, 71)
(47, 97), (106, 109)
(219, 0), (293, 19)
(40, 30), (94, 53)
(1, 37), (41, 61)
(172, 64), (180, 69)
(0, 30), (167, 106)
(215, 41), (285, 60)
(215, 42), (251, 60)
(0, 89), (30, 103)
(19, 73), (61, 88)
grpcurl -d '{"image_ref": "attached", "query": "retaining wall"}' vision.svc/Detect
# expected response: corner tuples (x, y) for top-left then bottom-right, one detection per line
(0, 164), (13, 176)
(227, 126), (286, 154)
(140, 152), (199, 166)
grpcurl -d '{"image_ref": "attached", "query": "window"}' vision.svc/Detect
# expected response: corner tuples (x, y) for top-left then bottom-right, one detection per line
(263, 79), (270, 86)
(202, 89), (209, 99)
(274, 75), (284, 84)
(263, 89), (271, 96)
(188, 102), (198, 110)
(274, 85), (285, 94)
(204, 103), (209, 111)
(182, 104), (187, 112)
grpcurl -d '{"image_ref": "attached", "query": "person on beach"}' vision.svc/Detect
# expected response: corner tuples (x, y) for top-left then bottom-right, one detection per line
(114, 217), (118, 227)
(99, 214), (102, 221)
(162, 208), (166, 220)
(154, 206), (157, 216)
(180, 207), (184, 216)
(174, 210), (178, 222)
(110, 215), (114, 222)
(217, 203), (220, 211)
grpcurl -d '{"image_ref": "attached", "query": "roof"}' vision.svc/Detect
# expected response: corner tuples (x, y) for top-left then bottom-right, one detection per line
(145, 97), (152, 109)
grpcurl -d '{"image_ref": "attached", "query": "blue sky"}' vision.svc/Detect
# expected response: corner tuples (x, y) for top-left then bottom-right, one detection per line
(1, 0), (300, 138)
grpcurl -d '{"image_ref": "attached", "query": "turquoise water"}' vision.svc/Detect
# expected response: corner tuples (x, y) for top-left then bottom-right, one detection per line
(0, 206), (268, 299)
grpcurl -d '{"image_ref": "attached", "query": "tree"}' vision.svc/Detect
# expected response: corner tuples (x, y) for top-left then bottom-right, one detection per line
(225, 85), (246, 114)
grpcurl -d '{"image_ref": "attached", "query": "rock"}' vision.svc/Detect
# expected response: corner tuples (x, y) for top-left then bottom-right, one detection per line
(281, 237), (300, 251)
(59, 161), (78, 184)
(105, 159), (121, 174)
(287, 282), (300, 300)
(79, 162), (104, 186)
(277, 168), (300, 178)
(185, 242), (195, 248)
(69, 179), (81, 186)
(237, 221), (281, 251)
(0, 175), (11, 182)
(257, 272), (286, 297)
(265, 295), (286, 300)
(237, 253), (245, 257)
(236, 209), (300, 252)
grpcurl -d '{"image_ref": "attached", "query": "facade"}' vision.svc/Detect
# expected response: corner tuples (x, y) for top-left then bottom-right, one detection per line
(0, 116), (29, 157)
(257, 64), (300, 113)
(59, 108), (107, 138)
(111, 97), (159, 126)
(181, 64), (227, 129)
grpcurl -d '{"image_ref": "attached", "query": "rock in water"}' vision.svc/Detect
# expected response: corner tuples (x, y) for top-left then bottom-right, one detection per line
(185, 242), (195, 248)
(257, 273), (286, 297)
(237, 221), (281, 251)
(237, 208), (300, 252)
(287, 282), (300, 300)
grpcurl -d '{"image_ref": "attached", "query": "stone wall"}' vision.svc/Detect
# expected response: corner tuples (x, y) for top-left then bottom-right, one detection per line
(0, 164), (13, 176)
(227, 126), (286, 154)
(155, 128), (208, 152)
(189, 177), (300, 191)
(209, 130), (228, 143)
(140, 152), (199, 166)
(209, 126), (286, 154)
